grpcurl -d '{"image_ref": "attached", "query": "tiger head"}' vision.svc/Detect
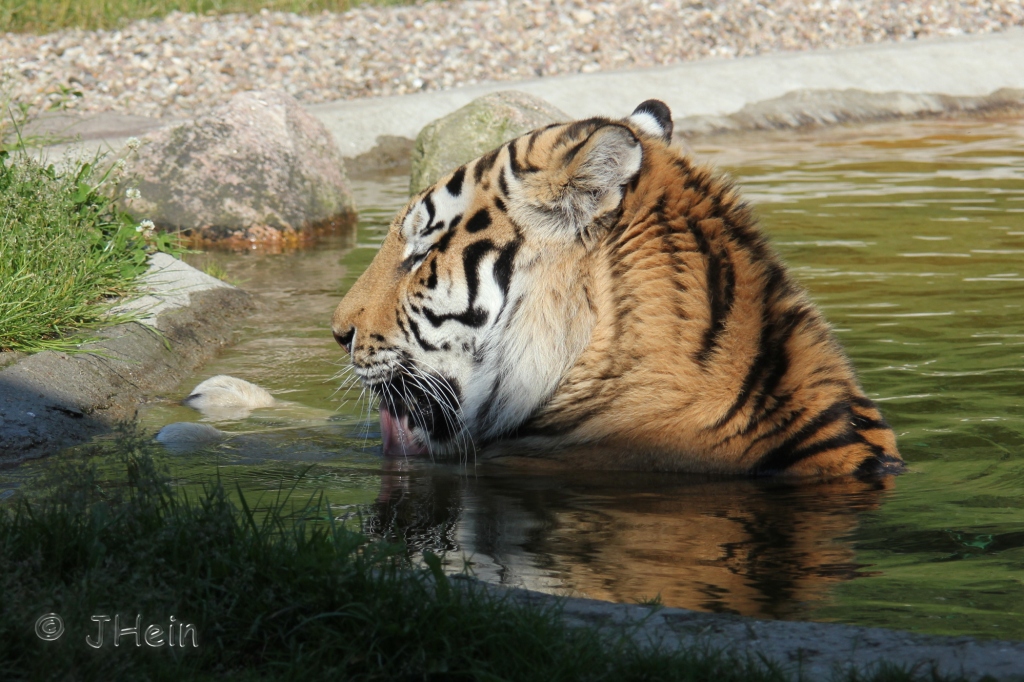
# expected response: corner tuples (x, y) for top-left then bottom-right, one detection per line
(332, 101), (675, 458)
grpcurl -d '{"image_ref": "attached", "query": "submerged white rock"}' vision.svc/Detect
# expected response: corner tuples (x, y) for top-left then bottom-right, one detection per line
(155, 422), (228, 453)
(182, 375), (277, 421)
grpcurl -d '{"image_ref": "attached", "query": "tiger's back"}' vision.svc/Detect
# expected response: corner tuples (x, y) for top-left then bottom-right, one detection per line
(513, 137), (901, 477)
(332, 100), (902, 478)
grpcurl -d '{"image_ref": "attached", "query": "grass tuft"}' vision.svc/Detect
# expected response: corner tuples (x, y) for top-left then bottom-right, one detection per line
(0, 73), (185, 356)
(0, 428), (973, 681)
(0, 148), (182, 353)
(2, 0), (420, 34)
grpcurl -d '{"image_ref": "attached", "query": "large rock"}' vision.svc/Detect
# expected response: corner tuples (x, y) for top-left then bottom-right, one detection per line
(127, 90), (356, 250)
(409, 91), (568, 195)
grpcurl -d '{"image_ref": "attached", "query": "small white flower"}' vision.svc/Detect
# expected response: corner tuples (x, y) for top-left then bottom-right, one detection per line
(125, 137), (141, 151)
(126, 187), (141, 200)
(138, 219), (155, 233)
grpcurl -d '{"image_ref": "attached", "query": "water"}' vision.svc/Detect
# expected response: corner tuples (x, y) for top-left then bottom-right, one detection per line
(7, 116), (1024, 640)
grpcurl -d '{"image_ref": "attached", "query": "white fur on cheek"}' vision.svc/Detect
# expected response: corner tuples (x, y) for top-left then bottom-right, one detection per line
(402, 179), (472, 260)
(388, 153), (599, 450)
(401, 204), (427, 243)
(462, 245), (594, 441)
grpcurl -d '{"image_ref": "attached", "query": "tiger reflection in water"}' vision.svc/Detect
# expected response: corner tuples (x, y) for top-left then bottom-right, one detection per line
(364, 462), (889, 618)
(161, 375), (889, 616)
(159, 378), (889, 617)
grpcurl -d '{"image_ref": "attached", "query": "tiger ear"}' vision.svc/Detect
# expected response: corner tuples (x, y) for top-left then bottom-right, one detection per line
(628, 100), (673, 142)
(512, 124), (642, 244)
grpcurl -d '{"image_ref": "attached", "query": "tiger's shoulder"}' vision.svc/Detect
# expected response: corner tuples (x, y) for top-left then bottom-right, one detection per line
(514, 102), (902, 477)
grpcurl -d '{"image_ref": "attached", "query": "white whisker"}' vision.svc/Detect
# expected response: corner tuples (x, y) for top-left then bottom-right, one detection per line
(404, 357), (476, 465)
(401, 365), (461, 461)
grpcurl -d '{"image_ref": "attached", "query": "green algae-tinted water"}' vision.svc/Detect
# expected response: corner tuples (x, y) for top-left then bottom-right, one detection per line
(710, 119), (1024, 637)
(5, 117), (1023, 639)
(694, 119), (1024, 637)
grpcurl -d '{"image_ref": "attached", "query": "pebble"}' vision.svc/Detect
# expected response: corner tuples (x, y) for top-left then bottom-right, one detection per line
(1, 0), (1022, 119)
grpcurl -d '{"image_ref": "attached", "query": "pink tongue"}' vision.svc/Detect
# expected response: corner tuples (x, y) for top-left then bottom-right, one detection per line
(379, 407), (428, 457)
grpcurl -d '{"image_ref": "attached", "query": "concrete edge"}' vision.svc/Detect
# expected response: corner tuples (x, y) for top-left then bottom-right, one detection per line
(674, 87), (1024, 138)
(310, 27), (1024, 158)
(347, 86), (1024, 177)
(39, 85), (1024, 182)
(457, 577), (1024, 681)
(37, 28), (1024, 166)
(0, 254), (257, 466)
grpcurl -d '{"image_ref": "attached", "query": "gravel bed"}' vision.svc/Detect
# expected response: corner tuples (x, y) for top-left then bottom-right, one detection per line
(2, 0), (1023, 119)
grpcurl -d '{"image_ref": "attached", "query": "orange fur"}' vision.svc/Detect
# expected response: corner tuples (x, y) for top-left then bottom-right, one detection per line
(332, 102), (902, 479)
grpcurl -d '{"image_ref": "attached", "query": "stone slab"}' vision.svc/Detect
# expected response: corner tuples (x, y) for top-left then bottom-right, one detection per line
(112, 252), (233, 325)
(309, 28), (1024, 157)
(462, 578), (1024, 681)
(0, 254), (255, 465)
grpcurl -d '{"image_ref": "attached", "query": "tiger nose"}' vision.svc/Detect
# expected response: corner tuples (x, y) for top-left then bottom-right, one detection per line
(333, 326), (355, 354)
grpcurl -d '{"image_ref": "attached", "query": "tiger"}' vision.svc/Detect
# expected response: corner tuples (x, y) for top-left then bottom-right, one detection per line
(330, 100), (903, 479)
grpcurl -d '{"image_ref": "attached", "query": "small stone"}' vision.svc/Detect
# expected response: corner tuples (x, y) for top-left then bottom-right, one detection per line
(572, 9), (597, 25)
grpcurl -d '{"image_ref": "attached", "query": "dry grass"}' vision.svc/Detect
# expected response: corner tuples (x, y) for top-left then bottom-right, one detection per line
(1, 0), (417, 34)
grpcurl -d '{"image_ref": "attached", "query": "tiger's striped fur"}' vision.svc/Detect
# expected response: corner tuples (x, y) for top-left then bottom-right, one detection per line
(331, 100), (902, 478)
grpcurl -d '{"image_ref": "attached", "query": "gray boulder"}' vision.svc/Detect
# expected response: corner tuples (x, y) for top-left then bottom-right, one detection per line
(344, 135), (415, 177)
(127, 90), (356, 249)
(409, 91), (568, 195)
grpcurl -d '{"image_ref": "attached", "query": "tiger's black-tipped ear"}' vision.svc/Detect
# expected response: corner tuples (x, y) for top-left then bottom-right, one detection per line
(628, 100), (673, 142)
